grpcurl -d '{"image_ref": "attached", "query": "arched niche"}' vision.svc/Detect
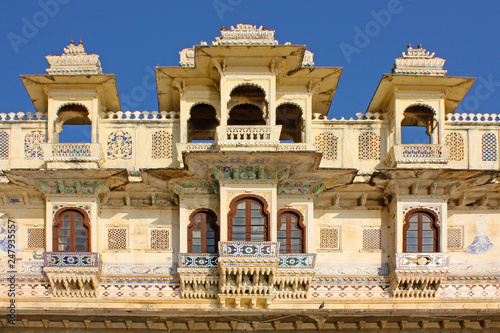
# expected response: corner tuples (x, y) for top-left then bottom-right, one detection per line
(227, 84), (267, 125)
(188, 103), (219, 142)
(56, 103), (92, 143)
(276, 102), (303, 142)
(400, 104), (437, 144)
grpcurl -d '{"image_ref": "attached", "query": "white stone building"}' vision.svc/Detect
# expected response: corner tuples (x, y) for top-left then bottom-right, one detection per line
(0, 24), (499, 331)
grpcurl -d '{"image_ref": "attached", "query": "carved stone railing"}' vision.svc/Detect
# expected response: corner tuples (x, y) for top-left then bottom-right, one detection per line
(216, 125), (281, 150)
(43, 143), (104, 169)
(43, 252), (101, 297)
(389, 252), (450, 298)
(385, 144), (448, 168)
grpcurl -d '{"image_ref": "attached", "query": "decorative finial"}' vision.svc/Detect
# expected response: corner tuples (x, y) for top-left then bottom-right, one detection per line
(418, 43), (422, 49)
(407, 43), (411, 49)
(70, 39), (74, 45)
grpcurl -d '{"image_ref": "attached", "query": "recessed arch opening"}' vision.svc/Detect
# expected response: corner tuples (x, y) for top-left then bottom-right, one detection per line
(188, 103), (219, 142)
(276, 103), (303, 142)
(56, 103), (92, 143)
(401, 104), (436, 144)
(228, 84), (267, 125)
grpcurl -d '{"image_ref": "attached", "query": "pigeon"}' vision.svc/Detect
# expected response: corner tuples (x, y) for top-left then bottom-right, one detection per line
(319, 302), (325, 309)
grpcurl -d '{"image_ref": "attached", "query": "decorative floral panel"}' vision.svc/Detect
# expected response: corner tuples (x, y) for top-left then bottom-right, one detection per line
(24, 130), (46, 159)
(107, 130), (132, 159)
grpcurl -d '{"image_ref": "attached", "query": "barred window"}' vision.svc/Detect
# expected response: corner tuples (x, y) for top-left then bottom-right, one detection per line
(315, 132), (338, 160)
(358, 132), (381, 160)
(27, 227), (45, 249)
(319, 227), (340, 250)
(447, 227), (463, 250)
(150, 228), (170, 250)
(107, 228), (127, 250)
(446, 132), (464, 161)
(362, 228), (381, 250)
(482, 132), (498, 161)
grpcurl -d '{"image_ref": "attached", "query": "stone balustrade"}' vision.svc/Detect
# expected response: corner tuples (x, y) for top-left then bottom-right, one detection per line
(385, 144), (448, 168)
(216, 125), (281, 150)
(43, 143), (104, 169)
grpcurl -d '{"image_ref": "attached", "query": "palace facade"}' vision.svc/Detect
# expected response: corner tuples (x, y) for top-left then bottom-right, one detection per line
(1, 24), (499, 331)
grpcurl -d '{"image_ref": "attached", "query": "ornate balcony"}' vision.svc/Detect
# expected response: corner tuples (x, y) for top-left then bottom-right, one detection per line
(43, 143), (104, 169)
(215, 125), (282, 150)
(389, 252), (450, 298)
(177, 253), (219, 299)
(42, 252), (101, 297)
(177, 242), (317, 308)
(385, 144), (449, 168)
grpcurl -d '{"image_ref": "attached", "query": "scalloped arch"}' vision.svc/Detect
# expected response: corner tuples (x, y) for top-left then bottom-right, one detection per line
(57, 101), (89, 113)
(229, 82), (268, 101)
(404, 103), (437, 115)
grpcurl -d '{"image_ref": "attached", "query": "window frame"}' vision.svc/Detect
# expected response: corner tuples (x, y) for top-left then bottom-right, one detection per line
(187, 209), (219, 253)
(277, 208), (305, 253)
(52, 207), (90, 252)
(403, 209), (440, 253)
(228, 194), (270, 242)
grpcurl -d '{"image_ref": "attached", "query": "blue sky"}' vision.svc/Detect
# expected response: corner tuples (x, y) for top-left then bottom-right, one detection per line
(1, 0), (499, 120)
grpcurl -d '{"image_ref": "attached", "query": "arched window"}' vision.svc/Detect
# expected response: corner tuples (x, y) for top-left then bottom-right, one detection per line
(277, 209), (305, 253)
(53, 208), (90, 252)
(188, 209), (219, 253)
(403, 210), (439, 253)
(228, 196), (269, 241)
